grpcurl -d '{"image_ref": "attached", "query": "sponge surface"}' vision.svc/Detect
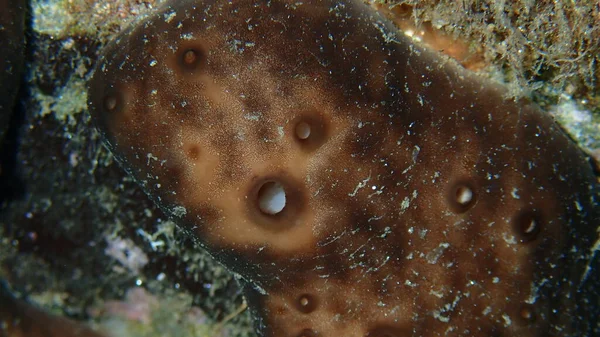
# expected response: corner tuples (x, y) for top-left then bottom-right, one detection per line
(87, 1), (600, 336)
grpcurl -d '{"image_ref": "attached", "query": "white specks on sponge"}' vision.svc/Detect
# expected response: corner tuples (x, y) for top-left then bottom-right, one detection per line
(502, 232), (518, 245)
(502, 313), (512, 327)
(580, 226), (600, 285)
(426, 242), (450, 264)
(163, 10), (177, 23)
(348, 174), (371, 197)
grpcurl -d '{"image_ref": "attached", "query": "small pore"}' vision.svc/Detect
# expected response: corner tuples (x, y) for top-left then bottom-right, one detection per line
(513, 210), (541, 243)
(103, 92), (120, 112)
(295, 294), (317, 314)
(295, 121), (312, 140)
(184, 144), (201, 161)
(291, 111), (330, 151)
(176, 45), (206, 73)
(257, 181), (286, 215)
(518, 304), (536, 325)
(247, 174), (306, 232)
(183, 49), (198, 65)
(455, 185), (473, 206)
(448, 181), (476, 213)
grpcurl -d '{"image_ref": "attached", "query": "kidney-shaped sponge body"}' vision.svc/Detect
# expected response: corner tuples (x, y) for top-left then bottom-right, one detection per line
(88, 1), (600, 336)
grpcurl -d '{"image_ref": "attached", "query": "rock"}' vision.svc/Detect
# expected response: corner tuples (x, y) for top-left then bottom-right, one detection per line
(0, 0), (26, 145)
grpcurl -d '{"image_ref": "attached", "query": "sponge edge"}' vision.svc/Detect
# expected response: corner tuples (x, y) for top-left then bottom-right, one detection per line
(87, 0), (600, 336)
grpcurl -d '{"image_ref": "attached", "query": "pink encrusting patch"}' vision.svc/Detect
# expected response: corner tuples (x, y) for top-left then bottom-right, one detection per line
(87, 1), (600, 336)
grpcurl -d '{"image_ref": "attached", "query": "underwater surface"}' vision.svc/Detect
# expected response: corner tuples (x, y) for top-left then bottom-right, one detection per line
(1, 0), (599, 337)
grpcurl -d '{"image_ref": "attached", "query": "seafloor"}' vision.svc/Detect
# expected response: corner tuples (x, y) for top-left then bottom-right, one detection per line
(0, 1), (598, 337)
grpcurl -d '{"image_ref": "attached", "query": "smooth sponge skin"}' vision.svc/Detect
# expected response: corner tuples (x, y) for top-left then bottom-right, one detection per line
(87, 1), (600, 336)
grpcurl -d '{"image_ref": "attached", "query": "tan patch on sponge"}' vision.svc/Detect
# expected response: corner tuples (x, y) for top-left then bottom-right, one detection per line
(88, 0), (600, 336)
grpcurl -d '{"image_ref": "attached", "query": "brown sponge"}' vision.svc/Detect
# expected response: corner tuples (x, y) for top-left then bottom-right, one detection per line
(87, 1), (600, 336)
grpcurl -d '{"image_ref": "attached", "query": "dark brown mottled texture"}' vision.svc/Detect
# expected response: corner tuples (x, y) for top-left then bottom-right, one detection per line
(88, 1), (600, 336)
(0, 0), (25, 144)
